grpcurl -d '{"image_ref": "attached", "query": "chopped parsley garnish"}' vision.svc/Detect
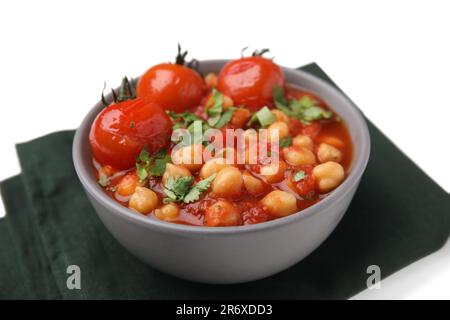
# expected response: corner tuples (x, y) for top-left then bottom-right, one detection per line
(187, 119), (211, 134)
(183, 174), (216, 203)
(248, 106), (276, 127)
(163, 176), (194, 203)
(279, 136), (292, 148)
(273, 86), (333, 123)
(206, 88), (235, 128)
(135, 148), (171, 182)
(273, 85), (287, 106)
(163, 174), (216, 204)
(167, 111), (202, 130)
(207, 88), (224, 126)
(214, 108), (235, 128)
(293, 170), (306, 182)
(168, 89), (234, 135)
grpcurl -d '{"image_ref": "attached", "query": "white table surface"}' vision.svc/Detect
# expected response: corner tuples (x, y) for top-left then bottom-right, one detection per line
(0, 0), (448, 299)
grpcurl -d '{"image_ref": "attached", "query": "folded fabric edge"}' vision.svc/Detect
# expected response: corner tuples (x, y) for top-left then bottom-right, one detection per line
(0, 175), (61, 299)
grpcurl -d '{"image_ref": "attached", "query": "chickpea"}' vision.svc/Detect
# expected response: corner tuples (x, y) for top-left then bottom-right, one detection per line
(271, 109), (290, 123)
(200, 158), (231, 179)
(162, 163), (192, 185)
(261, 190), (297, 217)
(117, 173), (141, 196)
(319, 136), (344, 148)
(317, 143), (343, 163)
(204, 73), (218, 88)
(242, 171), (264, 195)
(260, 160), (286, 183)
(282, 146), (316, 166)
(212, 167), (243, 198)
(268, 121), (289, 140)
(129, 187), (158, 214)
(312, 161), (345, 193)
(204, 200), (241, 227)
(154, 203), (179, 222)
(171, 144), (204, 171)
(293, 134), (313, 150)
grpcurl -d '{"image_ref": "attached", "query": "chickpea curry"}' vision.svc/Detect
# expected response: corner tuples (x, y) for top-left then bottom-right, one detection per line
(89, 46), (353, 227)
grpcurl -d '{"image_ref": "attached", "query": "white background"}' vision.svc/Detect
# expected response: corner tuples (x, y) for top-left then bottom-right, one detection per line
(0, 0), (449, 299)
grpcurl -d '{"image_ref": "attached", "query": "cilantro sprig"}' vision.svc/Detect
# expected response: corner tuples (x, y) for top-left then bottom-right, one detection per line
(163, 174), (216, 204)
(273, 86), (333, 123)
(168, 88), (235, 135)
(167, 111), (203, 130)
(163, 176), (194, 203)
(206, 88), (235, 129)
(135, 148), (171, 182)
(207, 88), (224, 126)
(184, 174), (216, 203)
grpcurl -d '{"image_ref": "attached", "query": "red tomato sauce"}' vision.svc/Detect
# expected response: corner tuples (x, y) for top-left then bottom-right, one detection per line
(92, 64), (353, 227)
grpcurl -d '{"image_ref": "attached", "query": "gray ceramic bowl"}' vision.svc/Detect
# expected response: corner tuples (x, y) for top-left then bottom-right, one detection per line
(73, 60), (370, 284)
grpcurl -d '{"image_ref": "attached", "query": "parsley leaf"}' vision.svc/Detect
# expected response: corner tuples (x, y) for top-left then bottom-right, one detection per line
(136, 163), (149, 181)
(301, 105), (332, 122)
(293, 170), (306, 182)
(138, 147), (151, 163)
(273, 87), (333, 123)
(205, 89), (235, 128)
(273, 85), (287, 106)
(168, 111), (202, 129)
(214, 108), (235, 129)
(183, 173), (216, 203)
(163, 174), (216, 204)
(279, 136), (292, 148)
(149, 156), (170, 177)
(163, 176), (194, 203)
(248, 106), (276, 127)
(207, 88), (224, 127)
(135, 148), (171, 182)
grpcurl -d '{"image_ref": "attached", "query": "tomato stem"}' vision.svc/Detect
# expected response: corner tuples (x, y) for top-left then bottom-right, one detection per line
(252, 48), (270, 57)
(117, 76), (136, 102)
(240, 47), (249, 57)
(174, 43), (202, 75)
(101, 81), (108, 107)
(175, 43), (189, 65)
(101, 76), (136, 107)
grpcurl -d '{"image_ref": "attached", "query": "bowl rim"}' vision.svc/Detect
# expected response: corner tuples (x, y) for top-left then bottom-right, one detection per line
(73, 59), (371, 235)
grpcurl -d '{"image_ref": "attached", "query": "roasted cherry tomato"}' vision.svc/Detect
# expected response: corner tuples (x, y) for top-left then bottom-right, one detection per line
(217, 56), (284, 110)
(136, 63), (206, 113)
(89, 98), (172, 170)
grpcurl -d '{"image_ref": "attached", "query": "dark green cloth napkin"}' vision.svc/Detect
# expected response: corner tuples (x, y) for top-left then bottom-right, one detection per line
(1, 64), (449, 299)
